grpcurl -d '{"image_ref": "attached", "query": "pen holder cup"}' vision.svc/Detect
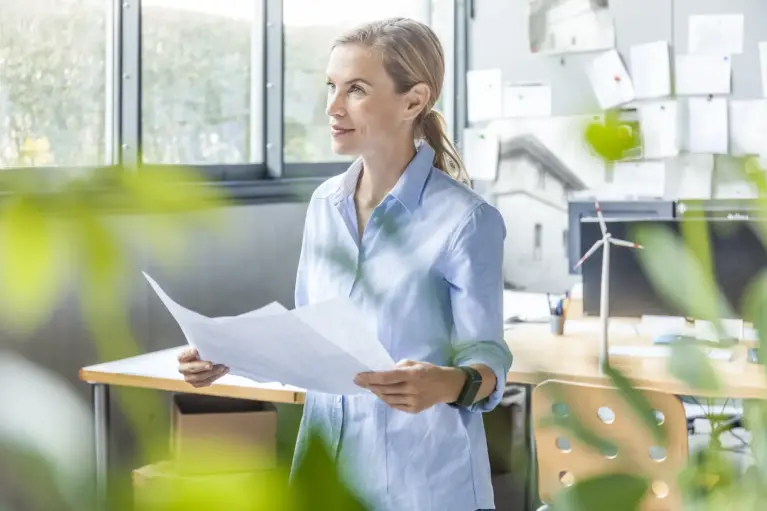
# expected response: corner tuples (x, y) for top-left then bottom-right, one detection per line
(550, 315), (565, 336)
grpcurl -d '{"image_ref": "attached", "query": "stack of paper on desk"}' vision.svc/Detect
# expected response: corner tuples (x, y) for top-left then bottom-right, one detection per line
(142, 272), (395, 395)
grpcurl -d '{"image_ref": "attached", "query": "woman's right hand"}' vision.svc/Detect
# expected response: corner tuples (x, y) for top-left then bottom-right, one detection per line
(177, 347), (229, 388)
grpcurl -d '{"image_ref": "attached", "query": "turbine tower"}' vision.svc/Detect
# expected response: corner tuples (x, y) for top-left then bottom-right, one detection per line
(574, 201), (643, 371)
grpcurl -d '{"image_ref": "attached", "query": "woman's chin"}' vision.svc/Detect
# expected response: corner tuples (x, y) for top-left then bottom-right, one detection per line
(330, 141), (357, 156)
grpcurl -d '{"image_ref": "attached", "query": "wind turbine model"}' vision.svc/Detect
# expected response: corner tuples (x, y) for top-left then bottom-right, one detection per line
(574, 201), (643, 372)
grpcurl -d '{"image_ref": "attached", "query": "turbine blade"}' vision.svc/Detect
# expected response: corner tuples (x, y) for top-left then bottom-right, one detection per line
(610, 238), (643, 249)
(595, 201), (607, 235)
(574, 239), (604, 269)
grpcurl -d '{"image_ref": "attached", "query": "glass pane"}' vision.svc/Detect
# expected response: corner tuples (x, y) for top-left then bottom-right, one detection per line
(142, 0), (262, 164)
(0, 0), (107, 168)
(283, 1), (431, 163)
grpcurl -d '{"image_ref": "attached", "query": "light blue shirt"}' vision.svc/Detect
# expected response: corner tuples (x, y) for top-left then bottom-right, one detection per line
(290, 142), (513, 511)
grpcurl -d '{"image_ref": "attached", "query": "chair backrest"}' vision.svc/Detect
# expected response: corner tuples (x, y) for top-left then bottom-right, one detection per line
(532, 379), (688, 511)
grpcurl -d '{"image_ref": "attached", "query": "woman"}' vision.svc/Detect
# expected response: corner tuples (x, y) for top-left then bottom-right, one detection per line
(178, 17), (512, 511)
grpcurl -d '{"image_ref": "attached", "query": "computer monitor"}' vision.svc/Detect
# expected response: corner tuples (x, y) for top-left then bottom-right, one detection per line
(567, 200), (675, 275)
(580, 218), (767, 318)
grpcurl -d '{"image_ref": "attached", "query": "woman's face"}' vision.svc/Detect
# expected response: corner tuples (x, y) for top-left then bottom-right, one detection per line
(325, 43), (427, 157)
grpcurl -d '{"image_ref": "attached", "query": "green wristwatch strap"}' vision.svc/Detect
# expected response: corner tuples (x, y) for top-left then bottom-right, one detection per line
(449, 366), (483, 408)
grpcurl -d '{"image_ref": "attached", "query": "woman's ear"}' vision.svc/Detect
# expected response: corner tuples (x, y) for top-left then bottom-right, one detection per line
(403, 83), (431, 122)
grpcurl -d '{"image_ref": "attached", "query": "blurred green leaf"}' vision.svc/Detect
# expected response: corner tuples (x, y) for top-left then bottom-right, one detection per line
(603, 364), (665, 445)
(741, 270), (767, 369)
(584, 111), (641, 162)
(551, 473), (648, 511)
(743, 400), (767, 486)
(0, 195), (64, 332)
(668, 342), (721, 392)
(632, 224), (735, 331)
(290, 430), (367, 511)
(538, 415), (618, 458)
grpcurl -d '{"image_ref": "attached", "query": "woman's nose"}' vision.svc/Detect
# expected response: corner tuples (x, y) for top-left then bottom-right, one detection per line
(326, 92), (345, 117)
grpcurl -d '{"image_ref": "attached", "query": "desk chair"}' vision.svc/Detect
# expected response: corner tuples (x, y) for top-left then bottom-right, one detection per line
(532, 380), (689, 511)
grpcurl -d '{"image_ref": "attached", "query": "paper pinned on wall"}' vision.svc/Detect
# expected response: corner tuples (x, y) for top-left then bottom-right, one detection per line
(502, 83), (552, 118)
(760, 42), (767, 98)
(630, 41), (671, 99)
(687, 97), (729, 154)
(675, 55), (732, 95)
(586, 50), (636, 109)
(729, 100), (767, 156)
(688, 14), (744, 55)
(674, 154), (714, 200)
(611, 161), (666, 198)
(462, 127), (499, 181)
(467, 69), (502, 123)
(639, 101), (679, 159)
(715, 180), (758, 199)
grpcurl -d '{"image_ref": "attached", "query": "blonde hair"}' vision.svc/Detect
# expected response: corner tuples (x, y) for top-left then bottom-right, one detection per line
(333, 18), (471, 185)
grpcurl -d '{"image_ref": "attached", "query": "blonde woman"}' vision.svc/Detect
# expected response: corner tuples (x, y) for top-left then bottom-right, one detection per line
(179, 17), (512, 511)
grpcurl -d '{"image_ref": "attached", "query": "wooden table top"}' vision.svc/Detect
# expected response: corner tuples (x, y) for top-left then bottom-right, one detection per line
(80, 318), (767, 402)
(504, 319), (767, 399)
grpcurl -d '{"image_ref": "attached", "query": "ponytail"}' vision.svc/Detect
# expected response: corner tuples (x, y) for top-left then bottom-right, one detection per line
(420, 110), (471, 186)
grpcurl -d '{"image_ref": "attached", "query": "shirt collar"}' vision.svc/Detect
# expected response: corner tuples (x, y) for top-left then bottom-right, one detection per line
(333, 141), (435, 213)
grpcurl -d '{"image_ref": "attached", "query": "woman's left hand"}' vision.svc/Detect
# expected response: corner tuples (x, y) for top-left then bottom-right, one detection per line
(354, 360), (466, 414)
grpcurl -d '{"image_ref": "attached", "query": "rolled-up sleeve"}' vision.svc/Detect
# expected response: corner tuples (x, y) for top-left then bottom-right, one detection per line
(442, 202), (512, 412)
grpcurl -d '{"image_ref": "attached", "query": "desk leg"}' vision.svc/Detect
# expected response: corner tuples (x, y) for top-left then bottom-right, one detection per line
(524, 384), (540, 511)
(92, 384), (110, 510)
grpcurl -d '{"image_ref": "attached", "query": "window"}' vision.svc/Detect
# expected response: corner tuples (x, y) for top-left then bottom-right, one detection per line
(537, 167), (546, 190)
(0, 0), (107, 167)
(534, 223), (543, 261)
(282, 0), (431, 164)
(141, 0), (263, 164)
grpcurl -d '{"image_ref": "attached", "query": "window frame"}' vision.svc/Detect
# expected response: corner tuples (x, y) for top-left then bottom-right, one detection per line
(0, 0), (463, 204)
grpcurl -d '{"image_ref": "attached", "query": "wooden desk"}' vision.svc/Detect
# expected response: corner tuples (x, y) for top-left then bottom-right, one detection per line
(504, 319), (767, 399)
(80, 320), (767, 510)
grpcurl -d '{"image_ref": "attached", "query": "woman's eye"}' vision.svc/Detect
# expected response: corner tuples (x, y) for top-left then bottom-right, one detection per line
(326, 82), (335, 91)
(349, 85), (364, 94)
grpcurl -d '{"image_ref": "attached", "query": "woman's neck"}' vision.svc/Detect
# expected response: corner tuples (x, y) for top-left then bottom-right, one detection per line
(356, 141), (417, 209)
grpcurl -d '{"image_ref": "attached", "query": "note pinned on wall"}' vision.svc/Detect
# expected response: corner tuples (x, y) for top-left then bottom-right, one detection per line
(467, 69), (502, 123)
(502, 83), (552, 118)
(611, 161), (666, 198)
(638, 101), (679, 159)
(687, 97), (728, 154)
(760, 42), (767, 98)
(675, 154), (713, 199)
(462, 127), (499, 181)
(675, 55), (731, 95)
(715, 181), (758, 199)
(688, 14), (744, 55)
(630, 41), (671, 99)
(729, 100), (767, 156)
(587, 50), (635, 109)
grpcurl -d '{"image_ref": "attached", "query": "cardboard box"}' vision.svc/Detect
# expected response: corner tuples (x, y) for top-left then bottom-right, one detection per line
(170, 394), (277, 475)
(132, 461), (281, 511)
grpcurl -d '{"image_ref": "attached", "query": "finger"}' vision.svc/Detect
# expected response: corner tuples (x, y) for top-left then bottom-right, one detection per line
(367, 382), (415, 395)
(177, 348), (199, 362)
(179, 360), (214, 374)
(371, 391), (413, 407)
(186, 366), (228, 386)
(356, 369), (411, 386)
(395, 359), (418, 368)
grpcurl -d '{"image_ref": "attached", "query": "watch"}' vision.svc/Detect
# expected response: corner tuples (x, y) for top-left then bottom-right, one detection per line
(449, 366), (483, 408)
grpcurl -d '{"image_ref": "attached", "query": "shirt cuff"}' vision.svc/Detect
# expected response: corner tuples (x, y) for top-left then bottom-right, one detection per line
(454, 342), (513, 413)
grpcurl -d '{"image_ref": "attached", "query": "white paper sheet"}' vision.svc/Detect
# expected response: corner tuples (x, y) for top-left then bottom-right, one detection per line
(695, 319), (744, 342)
(687, 97), (728, 154)
(587, 50), (636, 109)
(467, 69), (502, 123)
(630, 41), (671, 99)
(688, 14), (744, 55)
(503, 83), (552, 118)
(714, 180), (758, 199)
(674, 154), (714, 200)
(675, 55), (731, 95)
(760, 42), (767, 98)
(729, 100), (767, 156)
(503, 290), (550, 323)
(611, 161), (666, 198)
(639, 101), (679, 159)
(142, 272), (395, 395)
(640, 315), (688, 336)
(462, 128), (499, 181)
